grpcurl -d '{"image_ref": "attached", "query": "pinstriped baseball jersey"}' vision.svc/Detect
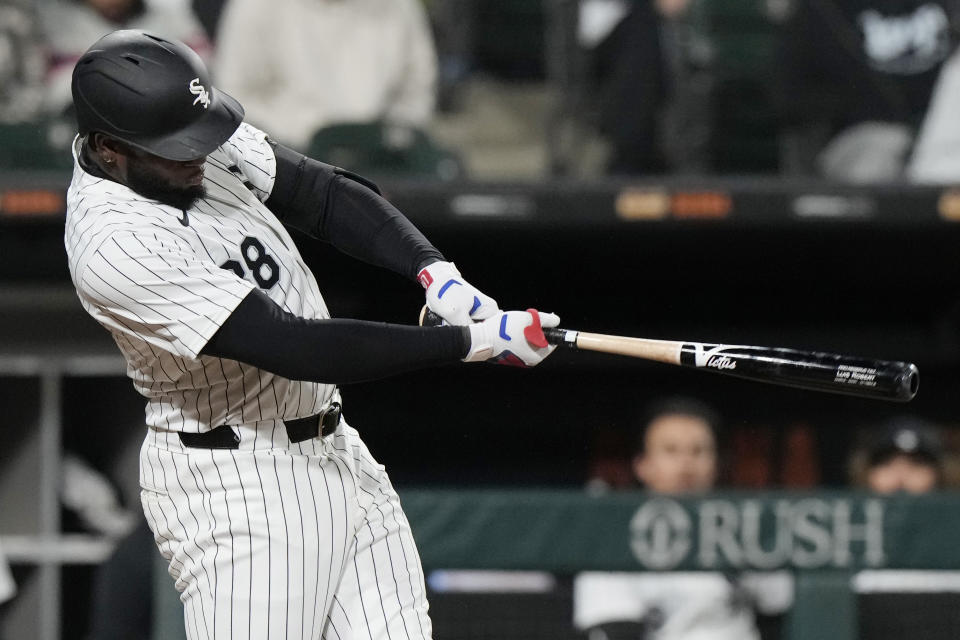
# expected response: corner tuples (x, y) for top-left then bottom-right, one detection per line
(65, 122), (338, 434)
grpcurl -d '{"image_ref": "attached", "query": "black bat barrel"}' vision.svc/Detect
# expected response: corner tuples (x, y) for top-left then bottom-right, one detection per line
(678, 344), (919, 402)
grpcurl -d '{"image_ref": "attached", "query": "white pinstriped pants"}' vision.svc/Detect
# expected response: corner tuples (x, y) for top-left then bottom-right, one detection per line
(140, 418), (432, 640)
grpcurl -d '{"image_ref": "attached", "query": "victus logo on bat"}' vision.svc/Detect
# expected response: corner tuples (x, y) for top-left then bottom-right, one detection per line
(189, 78), (211, 109)
(707, 355), (736, 370)
(628, 497), (886, 571)
(688, 343), (739, 370)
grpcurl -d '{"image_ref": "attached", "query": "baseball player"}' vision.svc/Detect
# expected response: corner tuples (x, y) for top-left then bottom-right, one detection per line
(64, 30), (558, 640)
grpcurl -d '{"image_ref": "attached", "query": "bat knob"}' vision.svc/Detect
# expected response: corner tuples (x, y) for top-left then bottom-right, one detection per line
(419, 305), (444, 327)
(896, 363), (920, 402)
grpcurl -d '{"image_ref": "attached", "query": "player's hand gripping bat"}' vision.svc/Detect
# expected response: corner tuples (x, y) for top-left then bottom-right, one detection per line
(420, 306), (919, 402)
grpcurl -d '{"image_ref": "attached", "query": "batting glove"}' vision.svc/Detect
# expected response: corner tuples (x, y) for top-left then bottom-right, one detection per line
(418, 261), (499, 326)
(464, 309), (560, 367)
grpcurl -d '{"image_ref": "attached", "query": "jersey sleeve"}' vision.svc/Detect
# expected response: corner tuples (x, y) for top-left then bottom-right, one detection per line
(218, 122), (278, 202)
(77, 229), (255, 360)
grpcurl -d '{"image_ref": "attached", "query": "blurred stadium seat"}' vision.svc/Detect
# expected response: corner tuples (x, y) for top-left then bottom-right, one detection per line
(0, 120), (74, 171)
(306, 122), (465, 181)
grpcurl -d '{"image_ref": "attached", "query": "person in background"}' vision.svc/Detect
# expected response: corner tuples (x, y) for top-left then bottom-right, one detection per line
(778, 0), (958, 183)
(190, 0), (226, 41)
(574, 397), (790, 640)
(0, 540), (14, 604)
(0, 538), (16, 638)
(39, 0), (211, 116)
(629, 396), (719, 494)
(850, 416), (945, 494)
(577, 0), (694, 175)
(213, 0), (438, 151)
(0, 0), (45, 123)
(906, 43), (960, 182)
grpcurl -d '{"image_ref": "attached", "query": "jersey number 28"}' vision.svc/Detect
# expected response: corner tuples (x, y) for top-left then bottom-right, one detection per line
(221, 236), (280, 289)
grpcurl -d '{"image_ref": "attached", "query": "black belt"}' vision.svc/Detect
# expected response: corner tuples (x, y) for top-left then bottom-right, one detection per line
(179, 402), (341, 450)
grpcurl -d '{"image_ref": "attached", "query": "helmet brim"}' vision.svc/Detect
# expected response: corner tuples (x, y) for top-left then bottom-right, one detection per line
(124, 87), (244, 162)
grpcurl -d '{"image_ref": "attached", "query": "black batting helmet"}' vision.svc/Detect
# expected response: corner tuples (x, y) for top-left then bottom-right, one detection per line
(71, 29), (243, 161)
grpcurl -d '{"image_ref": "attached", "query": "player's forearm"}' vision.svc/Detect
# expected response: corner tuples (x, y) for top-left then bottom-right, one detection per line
(266, 142), (443, 279)
(323, 172), (444, 276)
(201, 289), (469, 383)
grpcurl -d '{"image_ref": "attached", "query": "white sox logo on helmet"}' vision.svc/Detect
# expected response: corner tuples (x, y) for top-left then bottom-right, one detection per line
(188, 77), (211, 109)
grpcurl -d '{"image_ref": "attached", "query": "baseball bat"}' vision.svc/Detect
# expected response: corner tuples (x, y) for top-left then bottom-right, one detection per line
(419, 307), (919, 402)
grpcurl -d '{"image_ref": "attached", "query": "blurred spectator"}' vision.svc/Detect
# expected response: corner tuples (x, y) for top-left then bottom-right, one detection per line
(0, 538), (14, 640)
(425, 0), (476, 113)
(578, 0), (694, 175)
(849, 416), (944, 493)
(60, 453), (135, 538)
(907, 44), (960, 182)
(574, 397), (791, 640)
(628, 396), (719, 494)
(0, 0), (45, 123)
(0, 539), (14, 606)
(778, 0), (958, 183)
(213, 0), (438, 151)
(190, 0), (226, 40)
(39, 0), (211, 117)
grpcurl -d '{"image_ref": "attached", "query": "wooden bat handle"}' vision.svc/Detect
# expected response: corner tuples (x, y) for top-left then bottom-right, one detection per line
(544, 328), (681, 365)
(425, 309), (693, 366)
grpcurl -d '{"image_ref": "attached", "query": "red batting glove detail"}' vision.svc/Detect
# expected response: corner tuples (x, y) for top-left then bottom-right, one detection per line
(493, 352), (528, 367)
(417, 267), (434, 289)
(523, 308), (548, 348)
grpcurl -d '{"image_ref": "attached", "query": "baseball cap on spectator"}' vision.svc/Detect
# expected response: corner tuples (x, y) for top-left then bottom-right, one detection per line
(867, 416), (943, 468)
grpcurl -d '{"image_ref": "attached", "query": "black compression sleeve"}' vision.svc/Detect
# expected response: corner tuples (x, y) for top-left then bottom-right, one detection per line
(201, 289), (470, 384)
(265, 142), (445, 279)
